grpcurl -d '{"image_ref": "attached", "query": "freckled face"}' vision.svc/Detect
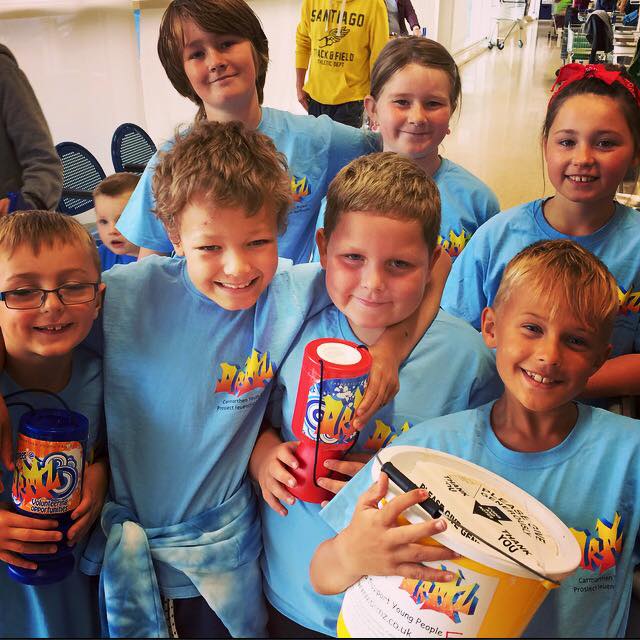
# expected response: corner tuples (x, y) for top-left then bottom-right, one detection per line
(317, 211), (437, 342)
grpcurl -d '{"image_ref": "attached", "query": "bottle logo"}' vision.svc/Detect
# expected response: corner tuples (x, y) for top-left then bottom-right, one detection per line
(12, 435), (83, 515)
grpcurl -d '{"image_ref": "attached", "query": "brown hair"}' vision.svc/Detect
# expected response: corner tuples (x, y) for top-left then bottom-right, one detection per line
(93, 172), (140, 199)
(494, 239), (619, 336)
(158, 0), (269, 119)
(0, 210), (101, 277)
(152, 120), (292, 236)
(369, 36), (461, 112)
(542, 63), (640, 153)
(324, 152), (441, 253)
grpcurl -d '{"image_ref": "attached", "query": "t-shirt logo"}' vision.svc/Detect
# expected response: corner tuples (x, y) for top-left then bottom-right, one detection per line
(618, 285), (640, 315)
(215, 349), (275, 396)
(365, 419), (412, 451)
(439, 227), (472, 259)
(399, 569), (480, 624)
(291, 175), (311, 203)
(319, 27), (350, 48)
(570, 512), (623, 573)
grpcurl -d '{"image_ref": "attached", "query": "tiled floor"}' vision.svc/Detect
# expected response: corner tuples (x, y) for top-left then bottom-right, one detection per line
(445, 19), (560, 211)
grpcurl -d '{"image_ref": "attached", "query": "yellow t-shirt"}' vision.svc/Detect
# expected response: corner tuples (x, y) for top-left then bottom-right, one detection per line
(295, 0), (390, 105)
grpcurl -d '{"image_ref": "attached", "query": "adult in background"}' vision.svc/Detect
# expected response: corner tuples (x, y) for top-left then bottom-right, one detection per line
(295, 0), (389, 128)
(387, 0), (421, 36)
(0, 44), (62, 215)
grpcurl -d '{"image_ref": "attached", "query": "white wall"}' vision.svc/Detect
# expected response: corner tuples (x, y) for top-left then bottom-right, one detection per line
(0, 1), (145, 174)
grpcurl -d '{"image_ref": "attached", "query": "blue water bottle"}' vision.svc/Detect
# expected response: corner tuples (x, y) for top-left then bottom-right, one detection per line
(8, 409), (88, 585)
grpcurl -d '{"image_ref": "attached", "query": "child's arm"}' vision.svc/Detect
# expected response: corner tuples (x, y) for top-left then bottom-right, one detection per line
(66, 457), (109, 546)
(582, 354), (640, 398)
(249, 426), (300, 517)
(355, 249), (451, 428)
(310, 472), (457, 595)
(0, 504), (62, 570)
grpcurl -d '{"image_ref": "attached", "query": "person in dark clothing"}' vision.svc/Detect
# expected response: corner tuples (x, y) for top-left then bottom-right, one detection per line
(386, 0), (421, 36)
(0, 44), (62, 215)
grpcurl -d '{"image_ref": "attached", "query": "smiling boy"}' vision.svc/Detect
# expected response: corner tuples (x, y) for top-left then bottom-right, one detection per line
(81, 122), (430, 638)
(317, 240), (640, 638)
(0, 211), (106, 638)
(250, 153), (502, 637)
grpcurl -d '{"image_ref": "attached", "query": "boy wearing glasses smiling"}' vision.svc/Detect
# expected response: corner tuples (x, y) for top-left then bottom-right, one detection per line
(0, 210), (106, 637)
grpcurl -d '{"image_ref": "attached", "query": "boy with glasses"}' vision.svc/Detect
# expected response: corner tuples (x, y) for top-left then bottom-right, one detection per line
(0, 210), (107, 637)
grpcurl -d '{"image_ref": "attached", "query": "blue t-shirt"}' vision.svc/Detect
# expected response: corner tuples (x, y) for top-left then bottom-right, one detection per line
(91, 255), (329, 597)
(261, 306), (502, 634)
(116, 108), (378, 264)
(322, 402), (640, 638)
(442, 199), (640, 357)
(98, 244), (137, 272)
(0, 347), (103, 638)
(433, 158), (500, 261)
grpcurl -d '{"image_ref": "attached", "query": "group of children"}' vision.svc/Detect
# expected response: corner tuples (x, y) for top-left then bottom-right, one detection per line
(0, 0), (639, 638)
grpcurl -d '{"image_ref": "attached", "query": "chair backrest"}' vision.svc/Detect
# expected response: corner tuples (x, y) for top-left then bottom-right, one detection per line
(111, 122), (157, 174)
(55, 141), (106, 215)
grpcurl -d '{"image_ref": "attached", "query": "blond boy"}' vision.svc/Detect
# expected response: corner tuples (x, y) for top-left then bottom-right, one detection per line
(0, 211), (107, 637)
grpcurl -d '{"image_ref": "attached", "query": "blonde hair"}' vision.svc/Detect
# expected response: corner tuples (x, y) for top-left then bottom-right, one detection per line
(0, 211), (101, 277)
(324, 152), (441, 252)
(93, 172), (140, 199)
(158, 0), (269, 119)
(494, 240), (619, 335)
(152, 120), (292, 236)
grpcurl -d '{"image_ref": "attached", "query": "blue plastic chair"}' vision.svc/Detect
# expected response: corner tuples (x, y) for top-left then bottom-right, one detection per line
(111, 122), (156, 174)
(55, 141), (106, 215)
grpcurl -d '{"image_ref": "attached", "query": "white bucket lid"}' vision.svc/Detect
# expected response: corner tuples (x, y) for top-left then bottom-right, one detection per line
(373, 446), (581, 581)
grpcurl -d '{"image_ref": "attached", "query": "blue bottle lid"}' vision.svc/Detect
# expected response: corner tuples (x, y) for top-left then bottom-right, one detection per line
(19, 409), (88, 443)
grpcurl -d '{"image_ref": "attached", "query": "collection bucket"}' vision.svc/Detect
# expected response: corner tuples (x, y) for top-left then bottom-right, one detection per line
(337, 446), (581, 638)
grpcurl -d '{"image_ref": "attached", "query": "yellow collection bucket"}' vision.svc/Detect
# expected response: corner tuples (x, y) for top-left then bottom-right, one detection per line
(337, 446), (581, 638)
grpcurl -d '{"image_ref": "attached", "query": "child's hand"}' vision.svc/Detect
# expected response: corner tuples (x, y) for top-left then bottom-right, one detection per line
(336, 473), (458, 587)
(0, 503), (62, 570)
(257, 440), (301, 517)
(317, 452), (372, 501)
(353, 344), (400, 430)
(66, 458), (108, 546)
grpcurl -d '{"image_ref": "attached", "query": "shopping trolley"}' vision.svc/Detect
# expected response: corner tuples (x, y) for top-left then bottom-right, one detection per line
(488, 0), (527, 50)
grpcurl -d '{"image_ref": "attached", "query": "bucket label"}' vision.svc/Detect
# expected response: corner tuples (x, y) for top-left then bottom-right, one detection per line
(341, 564), (499, 637)
(413, 462), (557, 569)
(12, 435), (84, 515)
(302, 374), (368, 444)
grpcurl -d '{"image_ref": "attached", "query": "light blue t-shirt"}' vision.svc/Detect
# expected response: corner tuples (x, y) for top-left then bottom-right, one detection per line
(311, 157), (499, 263)
(0, 347), (103, 638)
(92, 255), (329, 598)
(116, 108), (378, 264)
(433, 158), (500, 261)
(261, 305), (502, 635)
(322, 402), (640, 638)
(442, 199), (640, 357)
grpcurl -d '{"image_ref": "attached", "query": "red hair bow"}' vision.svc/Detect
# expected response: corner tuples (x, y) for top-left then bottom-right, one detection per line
(550, 63), (640, 107)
